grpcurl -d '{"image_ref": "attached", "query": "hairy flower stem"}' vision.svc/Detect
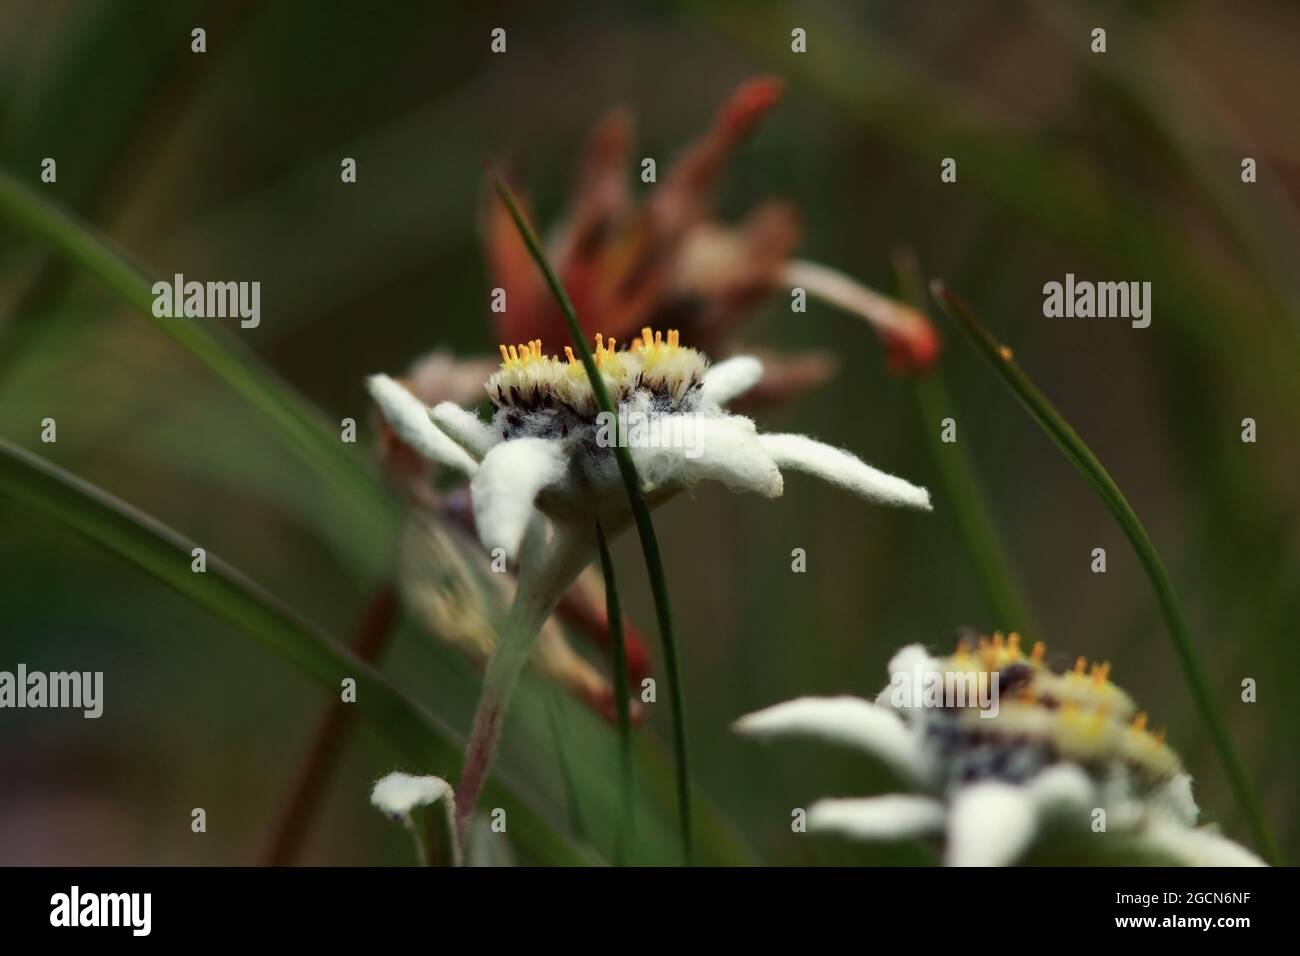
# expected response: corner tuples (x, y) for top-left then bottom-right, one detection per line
(453, 526), (594, 844)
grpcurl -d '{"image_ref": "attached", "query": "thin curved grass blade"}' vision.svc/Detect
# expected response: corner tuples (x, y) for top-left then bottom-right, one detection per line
(492, 172), (693, 864)
(597, 522), (635, 864)
(0, 169), (392, 535)
(931, 281), (1281, 865)
(890, 251), (1037, 637)
(0, 437), (591, 866)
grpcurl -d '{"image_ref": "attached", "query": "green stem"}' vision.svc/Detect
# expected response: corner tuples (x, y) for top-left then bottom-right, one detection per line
(891, 253), (1037, 636)
(492, 173), (692, 864)
(406, 816), (433, 868)
(910, 374), (1036, 635)
(931, 281), (1281, 865)
(452, 524), (592, 845)
(597, 522), (635, 865)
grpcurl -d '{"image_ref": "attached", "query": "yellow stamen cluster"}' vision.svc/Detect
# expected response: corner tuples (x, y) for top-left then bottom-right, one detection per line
(632, 327), (704, 402)
(940, 633), (1181, 783)
(629, 327), (681, 353)
(586, 333), (631, 377)
(498, 338), (550, 368)
(486, 328), (706, 415)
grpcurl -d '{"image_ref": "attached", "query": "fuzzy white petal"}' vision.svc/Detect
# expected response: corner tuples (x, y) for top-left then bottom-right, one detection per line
(368, 375), (478, 476)
(876, 643), (942, 709)
(887, 644), (941, 676)
(758, 433), (931, 510)
(700, 356), (763, 407)
(733, 696), (933, 785)
(808, 796), (945, 841)
(471, 437), (567, 561)
(370, 772), (453, 817)
(1141, 818), (1267, 867)
(1026, 764), (1095, 816)
(1149, 773), (1199, 827)
(945, 781), (1039, 867)
(631, 414), (782, 498)
(431, 401), (499, 458)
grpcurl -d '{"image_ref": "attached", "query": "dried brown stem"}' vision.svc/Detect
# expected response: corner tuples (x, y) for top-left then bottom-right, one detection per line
(261, 584), (400, 866)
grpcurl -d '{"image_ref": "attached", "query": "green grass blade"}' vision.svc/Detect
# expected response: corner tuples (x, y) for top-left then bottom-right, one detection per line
(545, 693), (589, 844)
(0, 437), (590, 866)
(0, 168), (392, 533)
(492, 173), (693, 864)
(596, 522), (635, 865)
(890, 252), (1037, 636)
(931, 282), (1281, 865)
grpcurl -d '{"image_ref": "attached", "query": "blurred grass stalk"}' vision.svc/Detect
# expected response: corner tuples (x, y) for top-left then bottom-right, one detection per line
(891, 250), (1037, 637)
(0, 0), (259, 334)
(0, 437), (590, 865)
(261, 583), (400, 866)
(0, 168), (394, 540)
(492, 173), (693, 864)
(1028, 0), (1300, 337)
(932, 282), (1282, 865)
(545, 693), (589, 845)
(681, 0), (1300, 432)
(597, 522), (636, 865)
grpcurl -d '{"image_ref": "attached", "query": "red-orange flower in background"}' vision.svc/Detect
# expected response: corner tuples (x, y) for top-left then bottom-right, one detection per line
(484, 75), (939, 393)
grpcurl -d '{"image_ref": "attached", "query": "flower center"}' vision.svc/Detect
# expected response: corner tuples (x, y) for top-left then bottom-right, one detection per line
(486, 328), (708, 439)
(916, 634), (1181, 787)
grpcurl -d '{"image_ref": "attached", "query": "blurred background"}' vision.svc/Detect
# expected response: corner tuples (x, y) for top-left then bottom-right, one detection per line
(0, 0), (1296, 865)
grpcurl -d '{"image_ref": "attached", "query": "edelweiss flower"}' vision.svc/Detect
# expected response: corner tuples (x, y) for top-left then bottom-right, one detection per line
(370, 328), (931, 565)
(735, 635), (1266, 867)
(368, 328), (932, 837)
(373, 349), (651, 721)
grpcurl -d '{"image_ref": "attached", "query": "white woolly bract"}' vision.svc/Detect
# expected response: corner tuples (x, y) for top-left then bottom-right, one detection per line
(733, 695), (933, 785)
(368, 374), (478, 476)
(1024, 763), (1095, 811)
(758, 433), (932, 510)
(808, 796), (945, 841)
(1141, 819), (1267, 867)
(370, 772), (453, 817)
(1151, 773), (1199, 827)
(700, 355), (763, 407)
(944, 781), (1039, 867)
(630, 414), (782, 497)
(432, 401), (499, 458)
(471, 437), (568, 561)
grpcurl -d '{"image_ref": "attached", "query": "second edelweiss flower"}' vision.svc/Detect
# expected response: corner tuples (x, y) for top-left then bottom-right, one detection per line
(370, 327), (932, 563)
(734, 636), (1266, 867)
